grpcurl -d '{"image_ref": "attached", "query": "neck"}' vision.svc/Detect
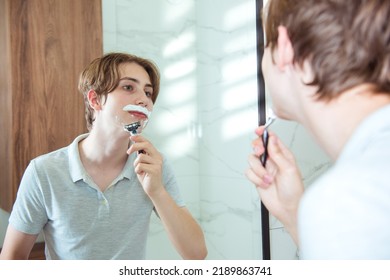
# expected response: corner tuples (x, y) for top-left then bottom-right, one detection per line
(301, 85), (390, 160)
(79, 126), (130, 167)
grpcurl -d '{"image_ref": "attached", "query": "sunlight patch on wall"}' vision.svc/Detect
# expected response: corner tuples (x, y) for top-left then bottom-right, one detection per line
(159, 77), (196, 106)
(162, 0), (194, 26)
(222, 109), (258, 140)
(155, 104), (196, 135)
(222, 80), (257, 110)
(222, 54), (257, 82)
(164, 57), (196, 80)
(187, 122), (202, 139)
(224, 1), (255, 30)
(163, 31), (195, 58)
(162, 131), (197, 159)
(156, 0), (198, 163)
(223, 31), (257, 54)
(218, 0), (258, 142)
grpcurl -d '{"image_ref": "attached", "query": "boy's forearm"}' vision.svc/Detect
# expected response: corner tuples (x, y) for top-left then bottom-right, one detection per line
(149, 188), (207, 259)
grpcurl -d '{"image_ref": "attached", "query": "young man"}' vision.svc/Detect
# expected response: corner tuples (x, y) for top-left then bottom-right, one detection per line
(246, 0), (390, 259)
(0, 53), (207, 260)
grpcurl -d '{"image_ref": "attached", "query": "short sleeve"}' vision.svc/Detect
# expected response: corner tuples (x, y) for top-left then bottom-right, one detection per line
(9, 160), (48, 235)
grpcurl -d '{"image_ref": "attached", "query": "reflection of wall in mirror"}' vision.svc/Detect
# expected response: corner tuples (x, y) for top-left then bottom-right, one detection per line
(103, 0), (331, 260)
(103, 0), (264, 259)
(0, 0), (332, 260)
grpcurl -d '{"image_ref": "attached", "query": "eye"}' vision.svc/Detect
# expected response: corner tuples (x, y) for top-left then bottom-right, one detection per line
(123, 85), (134, 91)
(145, 91), (153, 98)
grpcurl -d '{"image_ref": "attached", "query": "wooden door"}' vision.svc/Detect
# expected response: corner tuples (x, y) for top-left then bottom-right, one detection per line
(0, 0), (103, 212)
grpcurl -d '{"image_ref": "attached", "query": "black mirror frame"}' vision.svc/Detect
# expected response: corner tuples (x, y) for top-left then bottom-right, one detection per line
(255, 0), (271, 260)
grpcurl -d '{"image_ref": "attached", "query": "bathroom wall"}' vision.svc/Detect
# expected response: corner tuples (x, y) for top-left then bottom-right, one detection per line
(103, 0), (331, 260)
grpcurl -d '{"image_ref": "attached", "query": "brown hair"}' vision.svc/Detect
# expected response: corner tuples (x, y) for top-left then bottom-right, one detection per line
(263, 0), (390, 100)
(78, 52), (160, 130)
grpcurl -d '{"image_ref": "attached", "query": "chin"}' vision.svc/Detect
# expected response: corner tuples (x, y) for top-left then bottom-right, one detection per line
(272, 107), (293, 121)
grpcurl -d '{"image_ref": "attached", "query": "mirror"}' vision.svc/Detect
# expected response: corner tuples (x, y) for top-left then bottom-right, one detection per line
(103, 0), (265, 259)
(0, 0), (332, 260)
(103, 0), (334, 260)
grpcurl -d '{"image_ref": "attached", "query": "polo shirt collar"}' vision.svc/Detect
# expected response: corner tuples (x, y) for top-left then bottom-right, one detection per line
(68, 133), (136, 183)
(68, 133), (89, 183)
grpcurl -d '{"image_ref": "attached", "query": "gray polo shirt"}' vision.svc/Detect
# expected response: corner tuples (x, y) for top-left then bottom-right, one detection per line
(9, 134), (184, 259)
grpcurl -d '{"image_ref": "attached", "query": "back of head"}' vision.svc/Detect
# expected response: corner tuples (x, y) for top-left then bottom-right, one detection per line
(263, 0), (390, 100)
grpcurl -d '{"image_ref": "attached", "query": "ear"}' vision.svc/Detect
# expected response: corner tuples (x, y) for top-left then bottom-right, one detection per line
(87, 89), (102, 110)
(276, 25), (294, 71)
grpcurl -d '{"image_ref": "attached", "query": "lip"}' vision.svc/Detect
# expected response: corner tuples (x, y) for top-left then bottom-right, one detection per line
(128, 111), (147, 119)
(122, 104), (151, 119)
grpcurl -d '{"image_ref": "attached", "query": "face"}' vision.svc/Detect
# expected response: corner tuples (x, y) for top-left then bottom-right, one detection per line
(96, 62), (154, 134)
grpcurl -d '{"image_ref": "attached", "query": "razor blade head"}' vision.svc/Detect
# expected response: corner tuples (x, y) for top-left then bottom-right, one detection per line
(123, 121), (142, 135)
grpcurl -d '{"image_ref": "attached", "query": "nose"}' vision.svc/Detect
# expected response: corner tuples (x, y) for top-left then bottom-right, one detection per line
(135, 91), (151, 108)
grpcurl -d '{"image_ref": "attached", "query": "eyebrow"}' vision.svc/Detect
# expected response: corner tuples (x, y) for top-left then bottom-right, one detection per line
(119, 77), (153, 90)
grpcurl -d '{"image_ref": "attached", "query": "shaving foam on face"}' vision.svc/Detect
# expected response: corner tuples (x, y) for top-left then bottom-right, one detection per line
(122, 104), (151, 119)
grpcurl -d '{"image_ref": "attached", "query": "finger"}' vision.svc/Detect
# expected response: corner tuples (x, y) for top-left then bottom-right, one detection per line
(245, 168), (272, 189)
(134, 162), (147, 175)
(127, 139), (154, 155)
(129, 135), (158, 155)
(134, 162), (162, 177)
(134, 152), (163, 168)
(252, 126), (276, 156)
(247, 154), (274, 184)
(129, 134), (144, 142)
(267, 135), (295, 170)
(255, 126), (266, 137)
(252, 129), (268, 156)
(252, 138), (265, 157)
(273, 136), (295, 162)
(128, 143), (148, 155)
(127, 143), (146, 155)
(133, 153), (149, 165)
